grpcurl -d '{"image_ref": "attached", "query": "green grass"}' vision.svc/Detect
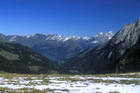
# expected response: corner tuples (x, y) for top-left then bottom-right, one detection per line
(0, 71), (9, 74)
(28, 66), (40, 71)
(30, 55), (42, 61)
(0, 50), (20, 60)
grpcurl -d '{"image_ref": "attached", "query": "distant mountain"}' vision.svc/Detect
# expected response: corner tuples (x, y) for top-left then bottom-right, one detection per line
(32, 39), (83, 60)
(0, 39), (67, 74)
(0, 31), (114, 60)
(72, 31), (114, 49)
(60, 18), (140, 74)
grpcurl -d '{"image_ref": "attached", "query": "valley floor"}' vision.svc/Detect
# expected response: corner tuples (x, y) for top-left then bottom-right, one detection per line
(0, 72), (140, 93)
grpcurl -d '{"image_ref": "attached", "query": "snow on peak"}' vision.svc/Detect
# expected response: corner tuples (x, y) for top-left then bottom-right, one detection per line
(68, 36), (81, 41)
(107, 31), (114, 36)
(108, 31), (113, 34)
(83, 36), (90, 40)
(23, 31), (114, 43)
(45, 34), (64, 41)
(99, 32), (105, 35)
(106, 31), (114, 39)
(94, 31), (114, 38)
(9, 36), (17, 41)
(26, 34), (36, 38)
(63, 37), (70, 42)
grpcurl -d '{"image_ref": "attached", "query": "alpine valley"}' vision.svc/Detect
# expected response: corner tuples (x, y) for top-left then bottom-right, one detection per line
(0, 31), (114, 60)
(0, 18), (140, 75)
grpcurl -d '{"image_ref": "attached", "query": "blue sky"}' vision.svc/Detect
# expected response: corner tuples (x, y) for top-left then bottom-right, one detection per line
(0, 0), (140, 37)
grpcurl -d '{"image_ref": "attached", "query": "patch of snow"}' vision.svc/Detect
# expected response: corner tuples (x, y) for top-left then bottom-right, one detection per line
(0, 73), (140, 93)
(68, 36), (81, 41)
(26, 35), (35, 38)
(83, 36), (90, 40)
(9, 36), (17, 41)
(91, 40), (99, 44)
(63, 38), (70, 42)
(45, 34), (65, 41)
(99, 32), (104, 35)
(12, 36), (17, 39)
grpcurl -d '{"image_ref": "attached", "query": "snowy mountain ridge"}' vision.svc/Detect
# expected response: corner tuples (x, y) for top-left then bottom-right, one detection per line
(21, 31), (114, 42)
(0, 31), (114, 60)
(0, 31), (114, 44)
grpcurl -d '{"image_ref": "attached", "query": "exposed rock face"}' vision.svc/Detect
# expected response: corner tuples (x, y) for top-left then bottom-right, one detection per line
(62, 18), (140, 74)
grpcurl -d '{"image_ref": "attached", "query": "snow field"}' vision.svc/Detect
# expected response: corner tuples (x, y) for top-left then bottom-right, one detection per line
(0, 73), (140, 93)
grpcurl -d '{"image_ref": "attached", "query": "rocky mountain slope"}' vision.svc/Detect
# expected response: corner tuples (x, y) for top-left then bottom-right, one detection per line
(0, 39), (67, 74)
(97, 43), (140, 74)
(0, 31), (114, 60)
(60, 18), (140, 74)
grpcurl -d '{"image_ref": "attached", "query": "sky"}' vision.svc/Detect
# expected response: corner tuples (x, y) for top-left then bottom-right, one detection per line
(0, 0), (140, 38)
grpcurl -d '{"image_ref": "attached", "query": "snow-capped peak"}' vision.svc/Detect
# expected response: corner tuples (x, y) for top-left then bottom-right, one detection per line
(68, 36), (81, 41)
(107, 31), (113, 34)
(99, 32), (105, 35)
(26, 34), (36, 38)
(89, 31), (114, 44)
(12, 31), (114, 44)
(46, 34), (64, 41)
(94, 31), (114, 38)
(107, 31), (114, 36)
(106, 31), (114, 39)
(83, 36), (90, 40)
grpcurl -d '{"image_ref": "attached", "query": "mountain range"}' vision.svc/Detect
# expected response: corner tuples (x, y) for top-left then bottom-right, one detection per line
(58, 18), (140, 74)
(0, 18), (140, 74)
(0, 31), (114, 60)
